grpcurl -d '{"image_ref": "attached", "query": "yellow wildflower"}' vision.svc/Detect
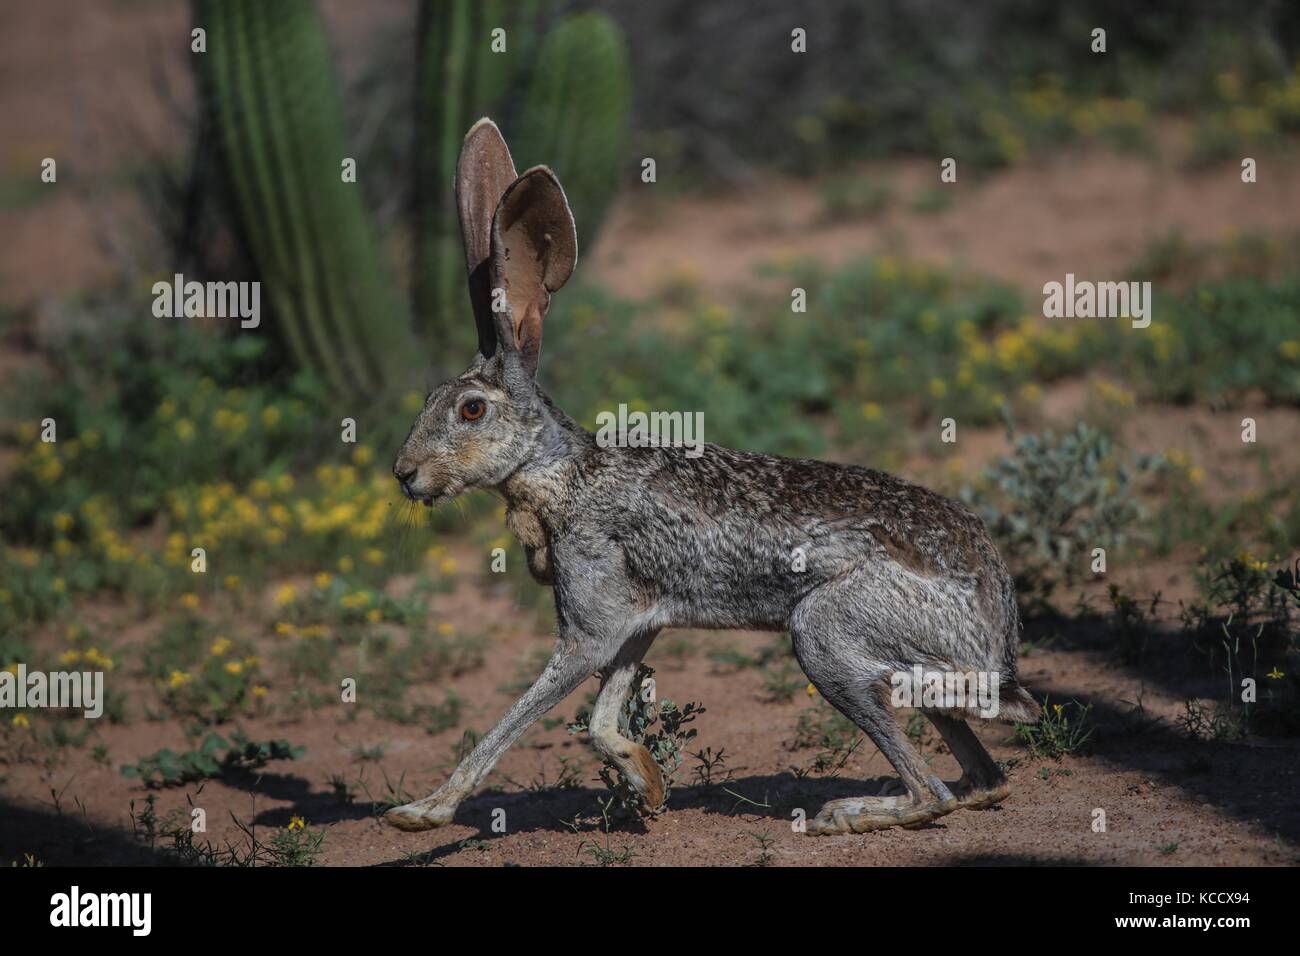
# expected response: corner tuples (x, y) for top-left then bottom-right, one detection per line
(83, 648), (114, 670)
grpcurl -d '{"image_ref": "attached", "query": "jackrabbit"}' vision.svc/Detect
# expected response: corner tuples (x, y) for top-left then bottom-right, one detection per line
(386, 118), (1040, 836)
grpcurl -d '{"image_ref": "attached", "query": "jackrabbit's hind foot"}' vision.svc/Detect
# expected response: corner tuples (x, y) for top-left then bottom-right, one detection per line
(383, 798), (457, 832)
(619, 743), (666, 812)
(953, 776), (1011, 811)
(807, 793), (958, 835)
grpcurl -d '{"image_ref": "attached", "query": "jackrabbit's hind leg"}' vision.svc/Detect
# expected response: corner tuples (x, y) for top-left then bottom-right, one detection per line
(792, 584), (959, 835)
(797, 672), (958, 834)
(926, 711), (1011, 810)
(588, 630), (665, 809)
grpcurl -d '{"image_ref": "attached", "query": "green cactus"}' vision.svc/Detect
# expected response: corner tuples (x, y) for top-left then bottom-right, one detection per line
(516, 12), (631, 245)
(412, 0), (544, 353)
(193, 0), (630, 383)
(411, 4), (630, 353)
(194, 0), (415, 397)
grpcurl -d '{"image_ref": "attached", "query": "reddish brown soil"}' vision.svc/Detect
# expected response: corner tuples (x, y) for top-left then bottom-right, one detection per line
(588, 140), (1300, 301)
(4, 560), (1299, 868)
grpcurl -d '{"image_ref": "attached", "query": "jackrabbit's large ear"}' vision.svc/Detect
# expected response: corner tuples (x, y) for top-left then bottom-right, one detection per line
(487, 166), (578, 376)
(456, 118), (519, 358)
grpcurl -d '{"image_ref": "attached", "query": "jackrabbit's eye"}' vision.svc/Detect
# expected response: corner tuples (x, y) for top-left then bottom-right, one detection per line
(459, 399), (486, 422)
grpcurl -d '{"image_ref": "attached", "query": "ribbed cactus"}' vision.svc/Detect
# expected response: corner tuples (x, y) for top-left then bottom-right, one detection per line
(192, 0), (631, 380)
(516, 12), (631, 245)
(194, 0), (415, 397)
(412, 0), (544, 352)
(411, 4), (630, 352)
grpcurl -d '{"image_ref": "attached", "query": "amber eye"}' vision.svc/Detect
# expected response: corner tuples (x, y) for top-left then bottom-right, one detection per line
(460, 399), (486, 421)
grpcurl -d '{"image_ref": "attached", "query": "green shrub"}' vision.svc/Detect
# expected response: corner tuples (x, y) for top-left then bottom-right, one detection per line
(963, 423), (1156, 605)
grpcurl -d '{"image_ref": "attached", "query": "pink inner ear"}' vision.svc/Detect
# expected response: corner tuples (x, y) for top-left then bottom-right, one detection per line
(516, 298), (544, 351)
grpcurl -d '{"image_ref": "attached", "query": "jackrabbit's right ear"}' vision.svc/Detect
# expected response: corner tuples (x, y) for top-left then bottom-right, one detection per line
(487, 166), (578, 377)
(456, 118), (519, 358)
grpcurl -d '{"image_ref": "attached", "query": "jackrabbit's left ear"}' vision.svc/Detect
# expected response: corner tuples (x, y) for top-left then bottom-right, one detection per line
(488, 166), (578, 376)
(456, 119), (519, 359)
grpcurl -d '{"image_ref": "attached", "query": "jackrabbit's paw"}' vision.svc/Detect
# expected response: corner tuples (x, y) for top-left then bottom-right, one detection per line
(953, 779), (1011, 810)
(622, 744), (666, 811)
(383, 800), (457, 832)
(807, 794), (957, 835)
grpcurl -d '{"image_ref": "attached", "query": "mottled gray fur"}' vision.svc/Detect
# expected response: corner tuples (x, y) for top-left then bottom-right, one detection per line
(385, 119), (1039, 837)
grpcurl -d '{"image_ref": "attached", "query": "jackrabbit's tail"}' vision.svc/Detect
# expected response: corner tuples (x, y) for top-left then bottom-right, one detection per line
(994, 680), (1041, 724)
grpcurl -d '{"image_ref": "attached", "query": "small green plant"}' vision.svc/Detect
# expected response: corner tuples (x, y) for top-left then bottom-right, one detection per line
(120, 732), (305, 788)
(748, 829), (776, 867)
(690, 747), (733, 789)
(1014, 698), (1093, 760)
(501, 755), (583, 793)
(128, 793), (163, 848)
(351, 766), (414, 817)
(788, 699), (862, 777)
(964, 422), (1155, 605)
(1107, 584), (1160, 664)
(264, 817), (326, 867)
(142, 797), (326, 867)
(576, 796), (636, 866)
(1176, 698), (1243, 742)
(761, 657), (806, 702)
(1182, 553), (1300, 736)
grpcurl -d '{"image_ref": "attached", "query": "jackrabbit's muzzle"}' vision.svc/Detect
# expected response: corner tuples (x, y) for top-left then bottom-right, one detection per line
(393, 459), (438, 506)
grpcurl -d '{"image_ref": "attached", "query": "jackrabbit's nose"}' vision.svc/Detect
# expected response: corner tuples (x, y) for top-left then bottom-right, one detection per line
(393, 463), (417, 484)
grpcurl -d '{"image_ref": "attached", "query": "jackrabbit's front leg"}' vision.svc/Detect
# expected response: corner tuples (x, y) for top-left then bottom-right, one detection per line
(384, 637), (606, 832)
(587, 630), (664, 809)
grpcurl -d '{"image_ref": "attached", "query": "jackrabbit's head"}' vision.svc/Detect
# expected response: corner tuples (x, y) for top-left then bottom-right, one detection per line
(394, 119), (578, 505)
